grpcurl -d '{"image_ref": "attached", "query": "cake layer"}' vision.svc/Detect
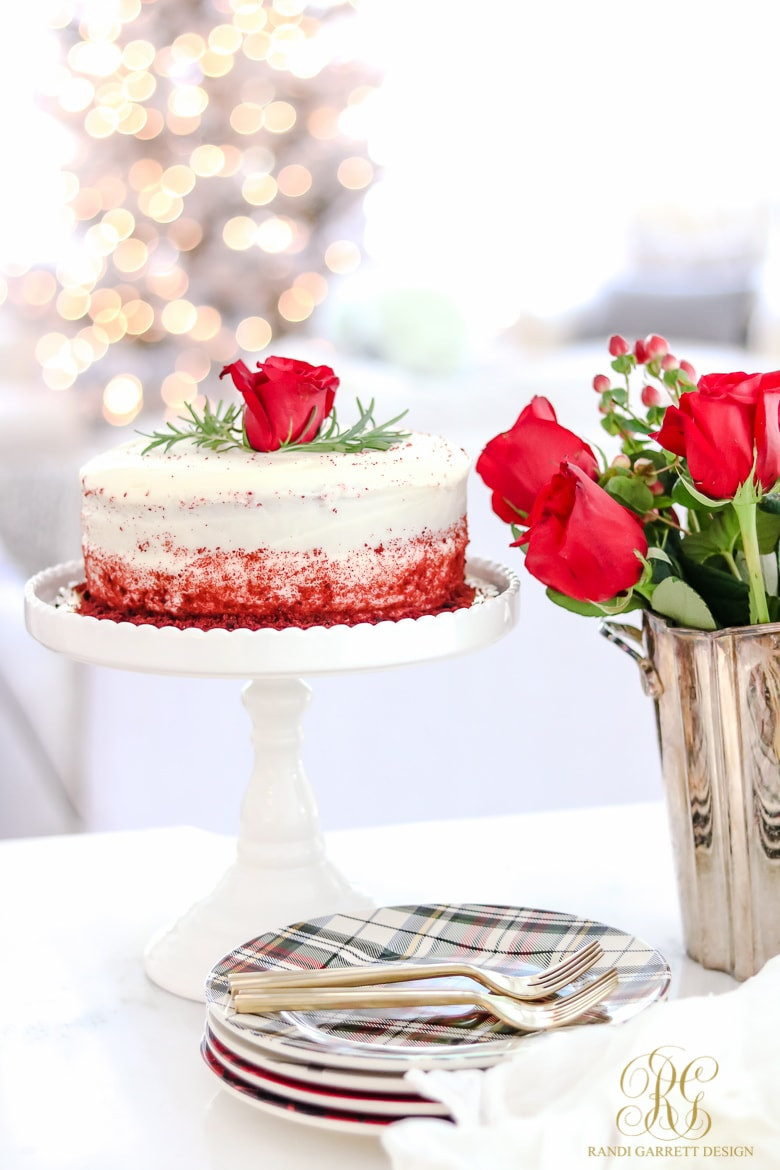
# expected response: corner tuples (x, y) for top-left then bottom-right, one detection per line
(79, 433), (472, 627)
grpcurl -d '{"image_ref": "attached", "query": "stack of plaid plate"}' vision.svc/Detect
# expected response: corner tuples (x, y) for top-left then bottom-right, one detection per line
(201, 902), (671, 1135)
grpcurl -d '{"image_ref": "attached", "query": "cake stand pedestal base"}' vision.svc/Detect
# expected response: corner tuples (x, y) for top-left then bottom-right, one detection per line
(25, 557), (520, 1002)
(145, 678), (374, 1001)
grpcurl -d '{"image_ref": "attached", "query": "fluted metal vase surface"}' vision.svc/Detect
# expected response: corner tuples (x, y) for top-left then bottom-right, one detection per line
(605, 614), (780, 980)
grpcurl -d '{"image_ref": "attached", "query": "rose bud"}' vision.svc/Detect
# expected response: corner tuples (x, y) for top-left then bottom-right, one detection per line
(653, 371), (780, 498)
(661, 353), (679, 371)
(515, 463), (648, 603)
(641, 382), (664, 407)
(608, 334), (629, 357)
(680, 360), (697, 382)
(634, 339), (648, 363)
(476, 396), (599, 522)
(220, 356), (338, 452)
(644, 333), (669, 360)
(611, 453), (631, 470)
(593, 374), (611, 393)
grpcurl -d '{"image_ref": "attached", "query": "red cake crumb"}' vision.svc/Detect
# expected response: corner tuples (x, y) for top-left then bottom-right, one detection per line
(75, 581), (476, 629)
(79, 523), (473, 629)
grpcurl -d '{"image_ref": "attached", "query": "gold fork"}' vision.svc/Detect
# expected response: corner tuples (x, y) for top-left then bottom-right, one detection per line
(227, 939), (604, 1003)
(231, 966), (619, 1033)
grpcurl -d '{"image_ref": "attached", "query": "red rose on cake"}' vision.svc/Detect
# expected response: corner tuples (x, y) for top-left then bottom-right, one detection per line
(220, 356), (339, 452)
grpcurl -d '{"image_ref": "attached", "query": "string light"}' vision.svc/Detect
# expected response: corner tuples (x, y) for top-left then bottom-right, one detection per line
(6, 1), (378, 423)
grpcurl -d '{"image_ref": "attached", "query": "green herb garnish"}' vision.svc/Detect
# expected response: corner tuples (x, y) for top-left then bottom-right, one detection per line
(139, 398), (410, 455)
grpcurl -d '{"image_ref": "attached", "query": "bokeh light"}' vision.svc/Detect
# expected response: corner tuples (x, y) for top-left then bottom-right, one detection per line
(103, 373), (143, 424)
(6, 0), (377, 425)
(324, 239), (361, 274)
(236, 315), (272, 350)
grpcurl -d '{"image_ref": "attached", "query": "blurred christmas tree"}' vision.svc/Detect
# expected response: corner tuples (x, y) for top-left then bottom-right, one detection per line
(5, 0), (378, 426)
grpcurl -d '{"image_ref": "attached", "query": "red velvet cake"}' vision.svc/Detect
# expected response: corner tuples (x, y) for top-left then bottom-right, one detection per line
(78, 432), (474, 629)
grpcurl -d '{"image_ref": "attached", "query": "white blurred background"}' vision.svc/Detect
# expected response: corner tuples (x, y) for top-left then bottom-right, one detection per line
(3, 0), (780, 839)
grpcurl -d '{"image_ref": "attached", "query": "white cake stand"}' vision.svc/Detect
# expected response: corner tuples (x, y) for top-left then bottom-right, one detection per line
(25, 557), (520, 1001)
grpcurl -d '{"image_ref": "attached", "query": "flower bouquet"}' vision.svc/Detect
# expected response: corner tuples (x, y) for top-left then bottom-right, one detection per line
(477, 333), (780, 632)
(477, 334), (780, 979)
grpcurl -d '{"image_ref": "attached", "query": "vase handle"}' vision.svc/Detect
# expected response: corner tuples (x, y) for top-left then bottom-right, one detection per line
(599, 620), (664, 700)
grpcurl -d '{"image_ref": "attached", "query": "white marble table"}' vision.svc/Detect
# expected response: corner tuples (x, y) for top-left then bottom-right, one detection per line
(0, 803), (736, 1170)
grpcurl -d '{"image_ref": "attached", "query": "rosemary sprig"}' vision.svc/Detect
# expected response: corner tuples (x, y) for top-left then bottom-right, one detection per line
(139, 397), (410, 455)
(279, 398), (410, 453)
(139, 400), (247, 453)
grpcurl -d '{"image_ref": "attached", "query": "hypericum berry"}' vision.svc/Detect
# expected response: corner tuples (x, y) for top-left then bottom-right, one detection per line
(661, 353), (679, 371)
(641, 383), (663, 407)
(593, 374), (611, 393)
(608, 334), (629, 356)
(650, 480), (666, 496)
(644, 333), (669, 360)
(680, 360), (697, 382)
(634, 339), (648, 363)
(611, 453), (631, 470)
(633, 457), (657, 483)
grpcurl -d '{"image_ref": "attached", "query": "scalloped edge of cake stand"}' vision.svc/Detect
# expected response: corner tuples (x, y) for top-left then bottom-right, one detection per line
(24, 557), (520, 678)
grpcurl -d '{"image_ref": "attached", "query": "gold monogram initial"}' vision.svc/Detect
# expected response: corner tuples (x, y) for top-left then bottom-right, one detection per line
(616, 1046), (719, 1140)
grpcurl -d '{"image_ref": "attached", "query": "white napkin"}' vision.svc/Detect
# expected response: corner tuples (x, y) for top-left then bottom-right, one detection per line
(381, 955), (780, 1170)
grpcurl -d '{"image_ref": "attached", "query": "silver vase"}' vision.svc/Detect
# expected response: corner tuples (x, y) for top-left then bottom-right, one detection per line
(603, 614), (780, 980)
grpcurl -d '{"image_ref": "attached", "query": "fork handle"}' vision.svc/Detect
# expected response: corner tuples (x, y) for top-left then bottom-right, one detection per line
(229, 961), (492, 994)
(233, 986), (489, 1014)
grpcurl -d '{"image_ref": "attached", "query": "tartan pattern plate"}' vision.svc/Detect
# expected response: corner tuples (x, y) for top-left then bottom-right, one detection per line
(200, 1037), (396, 1134)
(206, 903), (671, 1071)
(206, 1009), (415, 1095)
(203, 1025), (450, 1117)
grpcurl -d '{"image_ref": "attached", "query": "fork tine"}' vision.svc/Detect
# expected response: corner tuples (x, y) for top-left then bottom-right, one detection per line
(529, 968), (618, 1021)
(528, 940), (604, 988)
(548, 968), (619, 1023)
(537, 942), (603, 983)
(533, 938), (602, 977)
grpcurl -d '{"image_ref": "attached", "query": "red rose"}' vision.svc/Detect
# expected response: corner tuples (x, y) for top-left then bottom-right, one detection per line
(653, 371), (780, 499)
(476, 397), (599, 522)
(516, 463), (648, 602)
(220, 356), (339, 452)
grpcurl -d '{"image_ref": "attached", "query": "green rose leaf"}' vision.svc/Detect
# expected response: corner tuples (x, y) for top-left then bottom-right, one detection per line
(680, 506), (741, 564)
(605, 476), (654, 515)
(761, 551), (778, 598)
(671, 477), (728, 512)
(648, 550), (675, 584)
(758, 492), (780, 515)
(650, 577), (718, 630)
(755, 506), (780, 554)
(545, 589), (643, 618)
(675, 552), (750, 628)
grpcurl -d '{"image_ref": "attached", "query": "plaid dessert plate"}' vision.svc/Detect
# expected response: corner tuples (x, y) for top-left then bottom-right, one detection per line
(200, 1036), (397, 1134)
(206, 903), (671, 1073)
(203, 1024), (450, 1118)
(206, 1009), (416, 1095)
